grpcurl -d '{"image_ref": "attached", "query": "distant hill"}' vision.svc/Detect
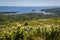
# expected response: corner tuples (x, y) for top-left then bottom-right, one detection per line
(41, 8), (60, 13)
(41, 8), (60, 16)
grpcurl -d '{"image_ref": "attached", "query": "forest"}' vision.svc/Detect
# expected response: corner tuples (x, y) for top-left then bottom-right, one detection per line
(41, 8), (60, 15)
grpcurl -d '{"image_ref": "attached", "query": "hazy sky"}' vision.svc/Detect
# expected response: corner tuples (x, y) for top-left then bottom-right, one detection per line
(0, 0), (60, 6)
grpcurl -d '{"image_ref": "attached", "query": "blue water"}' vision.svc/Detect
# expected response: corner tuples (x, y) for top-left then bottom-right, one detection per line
(0, 6), (60, 14)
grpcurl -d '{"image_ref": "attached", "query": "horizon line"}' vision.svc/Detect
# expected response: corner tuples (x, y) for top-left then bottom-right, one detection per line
(0, 5), (60, 7)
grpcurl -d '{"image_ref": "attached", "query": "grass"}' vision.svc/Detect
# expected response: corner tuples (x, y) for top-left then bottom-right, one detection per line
(0, 19), (60, 40)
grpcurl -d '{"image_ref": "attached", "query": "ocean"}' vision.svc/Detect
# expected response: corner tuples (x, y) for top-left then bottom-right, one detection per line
(0, 6), (60, 14)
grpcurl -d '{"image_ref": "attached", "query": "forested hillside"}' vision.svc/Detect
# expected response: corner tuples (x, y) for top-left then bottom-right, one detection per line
(41, 8), (60, 13)
(41, 8), (60, 16)
(0, 12), (58, 22)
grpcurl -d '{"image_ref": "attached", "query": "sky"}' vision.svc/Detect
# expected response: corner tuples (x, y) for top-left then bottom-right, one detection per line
(0, 0), (60, 6)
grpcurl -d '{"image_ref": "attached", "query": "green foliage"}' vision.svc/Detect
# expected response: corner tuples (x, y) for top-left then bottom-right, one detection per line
(0, 12), (60, 40)
(14, 27), (23, 40)
(0, 12), (60, 24)
(24, 22), (28, 26)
